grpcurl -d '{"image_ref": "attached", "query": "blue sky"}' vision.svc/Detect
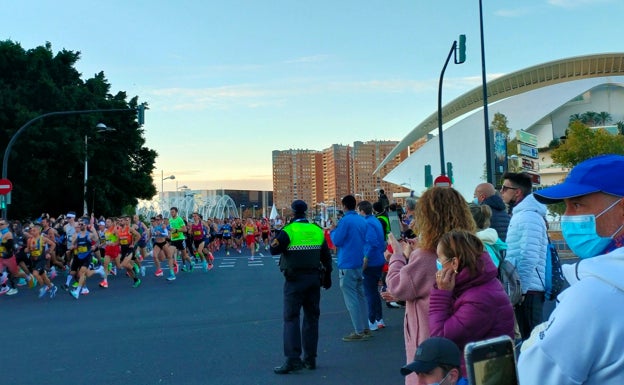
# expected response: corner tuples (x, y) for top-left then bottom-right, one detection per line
(2, 0), (621, 192)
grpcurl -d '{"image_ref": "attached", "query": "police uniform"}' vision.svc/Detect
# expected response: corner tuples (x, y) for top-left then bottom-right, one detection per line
(270, 200), (332, 374)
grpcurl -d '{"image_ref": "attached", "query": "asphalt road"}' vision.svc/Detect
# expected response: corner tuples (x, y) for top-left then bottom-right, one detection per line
(2, 249), (406, 385)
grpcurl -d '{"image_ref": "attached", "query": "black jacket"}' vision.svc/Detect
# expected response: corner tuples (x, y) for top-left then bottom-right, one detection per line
(482, 194), (510, 242)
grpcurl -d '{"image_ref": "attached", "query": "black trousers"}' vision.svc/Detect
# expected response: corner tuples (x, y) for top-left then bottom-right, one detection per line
(283, 273), (321, 360)
(515, 291), (545, 340)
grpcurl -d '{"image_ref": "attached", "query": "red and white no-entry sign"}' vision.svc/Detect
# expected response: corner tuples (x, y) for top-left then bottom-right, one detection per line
(0, 178), (13, 195)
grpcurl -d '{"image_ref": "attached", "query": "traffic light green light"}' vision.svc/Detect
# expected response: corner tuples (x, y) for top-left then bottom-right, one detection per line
(0, 196), (5, 210)
(425, 164), (433, 188)
(457, 34), (466, 64)
(446, 162), (454, 183)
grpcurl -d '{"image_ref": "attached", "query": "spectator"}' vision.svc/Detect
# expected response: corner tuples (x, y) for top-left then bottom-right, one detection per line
(385, 187), (476, 385)
(429, 230), (514, 375)
(378, 189), (390, 211)
(501, 172), (548, 340)
(357, 200), (387, 331)
(473, 183), (510, 241)
(400, 336), (468, 385)
(330, 195), (370, 341)
(469, 203), (507, 267)
(519, 154), (624, 384)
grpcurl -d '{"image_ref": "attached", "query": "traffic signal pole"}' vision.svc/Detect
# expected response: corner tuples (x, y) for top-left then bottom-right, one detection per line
(437, 35), (466, 177)
(1, 107), (143, 219)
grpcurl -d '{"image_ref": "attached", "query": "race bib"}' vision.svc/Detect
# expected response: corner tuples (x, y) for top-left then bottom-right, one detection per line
(78, 246), (88, 253)
(120, 239), (129, 245)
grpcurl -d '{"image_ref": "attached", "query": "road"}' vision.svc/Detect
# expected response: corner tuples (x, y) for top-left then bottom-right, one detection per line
(2, 248), (406, 385)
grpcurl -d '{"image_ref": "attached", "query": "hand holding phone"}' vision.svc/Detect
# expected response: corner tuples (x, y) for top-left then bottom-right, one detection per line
(465, 336), (519, 385)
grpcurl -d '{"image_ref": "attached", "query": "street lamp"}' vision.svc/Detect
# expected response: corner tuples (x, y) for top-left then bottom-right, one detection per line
(240, 204), (245, 218)
(84, 123), (115, 215)
(161, 171), (175, 208)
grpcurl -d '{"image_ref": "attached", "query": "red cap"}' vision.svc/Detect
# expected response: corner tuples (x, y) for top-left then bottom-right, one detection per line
(434, 175), (452, 187)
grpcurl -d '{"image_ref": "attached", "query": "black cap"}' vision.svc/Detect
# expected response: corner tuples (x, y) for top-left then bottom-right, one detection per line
(291, 199), (308, 213)
(400, 337), (461, 376)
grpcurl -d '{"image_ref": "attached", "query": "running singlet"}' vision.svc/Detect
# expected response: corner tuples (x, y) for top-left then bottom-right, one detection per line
(151, 224), (168, 239)
(234, 225), (243, 237)
(118, 227), (132, 246)
(75, 233), (91, 259)
(30, 236), (45, 258)
(0, 237), (13, 259)
(245, 225), (255, 235)
(191, 222), (204, 241)
(105, 229), (118, 246)
(221, 224), (232, 238)
(169, 217), (186, 241)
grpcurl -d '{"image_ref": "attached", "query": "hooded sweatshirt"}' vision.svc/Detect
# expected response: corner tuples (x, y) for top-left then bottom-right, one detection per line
(476, 228), (508, 268)
(518, 247), (624, 385)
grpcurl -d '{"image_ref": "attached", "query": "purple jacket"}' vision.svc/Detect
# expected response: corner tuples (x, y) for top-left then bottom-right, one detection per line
(429, 251), (514, 375)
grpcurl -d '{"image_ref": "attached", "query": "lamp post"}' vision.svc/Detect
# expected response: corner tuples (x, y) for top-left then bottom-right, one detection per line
(161, 171), (175, 209)
(240, 204), (245, 218)
(84, 123), (115, 215)
(479, 0), (494, 184)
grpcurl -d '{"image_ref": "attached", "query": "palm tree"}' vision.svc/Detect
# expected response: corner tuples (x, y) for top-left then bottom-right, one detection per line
(597, 111), (612, 126)
(569, 113), (583, 124)
(581, 111), (599, 126)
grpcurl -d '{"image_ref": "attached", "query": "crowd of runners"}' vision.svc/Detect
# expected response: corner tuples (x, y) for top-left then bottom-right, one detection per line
(0, 206), (286, 300)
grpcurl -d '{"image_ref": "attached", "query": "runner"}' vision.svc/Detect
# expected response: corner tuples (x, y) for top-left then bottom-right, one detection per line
(118, 216), (141, 287)
(169, 207), (193, 272)
(259, 218), (271, 251)
(25, 224), (58, 298)
(0, 219), (25, 296)
(189, 212), (211, 271)
(150, 215), (176, 281)
(132, 214), (149, 277)
(244, 218), (257, 260)
(233, 218), (244, 254)
(69, 218), (105, 299)
(221, 219), (233, 255)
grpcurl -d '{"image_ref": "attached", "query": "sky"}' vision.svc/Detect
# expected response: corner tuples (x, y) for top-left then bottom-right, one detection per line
(2, 0), (622, 193)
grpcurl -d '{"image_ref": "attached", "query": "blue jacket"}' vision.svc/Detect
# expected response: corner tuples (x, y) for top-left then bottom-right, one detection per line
(330, 210), (367, 269)
(363, 214), (386, 267)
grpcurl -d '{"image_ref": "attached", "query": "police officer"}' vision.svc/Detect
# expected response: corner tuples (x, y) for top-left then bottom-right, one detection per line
(271, 199), (333, 374)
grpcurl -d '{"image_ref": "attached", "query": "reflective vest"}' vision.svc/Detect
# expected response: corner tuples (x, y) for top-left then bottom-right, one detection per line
(280, 221), (324, 271)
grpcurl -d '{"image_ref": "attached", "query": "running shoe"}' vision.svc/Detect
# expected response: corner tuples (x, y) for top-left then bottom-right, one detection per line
(38, 286), (49, 298)
(208, 263), (214, 271)
(181, 265), (189, 273)
(49, 285), (58, 298)
(190, 261), (195, 272)
(173, 263), (179, 274)
(17, 278), (26, 286)
(50, 267), (57, 280)
(140, 266), (146, 277)
(0, 272), (7, 285)
(7, 288), (18, 295)
(81, 287), (90, 295)
(376, 319), (385, 329)
(208, 252), (214, 262)
(99, 280), (108, 288)
(202, 260), (208, 272)
(72, 282), (79, 288)
(70, 289), (79, 299)
(61, 284), (69, 291)
(132, 279), (141, 288)
(111, 266), (117, 276)
(166, 274), (176, 281)
(133, 264), (140, 276)
(226, 251), (230, 256)
(154, 269), (164, 277)
(0, 285), (9, 295)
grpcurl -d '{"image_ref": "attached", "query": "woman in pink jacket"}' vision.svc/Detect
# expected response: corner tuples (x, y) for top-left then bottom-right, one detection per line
(385, 187), (476, 385)
(432, 230), (514, 376)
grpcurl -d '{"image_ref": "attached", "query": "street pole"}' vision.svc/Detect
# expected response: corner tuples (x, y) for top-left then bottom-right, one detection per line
(83, 134), (88, 215)
(479, 0), (494, 184)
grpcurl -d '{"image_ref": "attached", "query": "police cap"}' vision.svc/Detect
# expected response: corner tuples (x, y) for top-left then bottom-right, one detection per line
(291, 199), (308, 213)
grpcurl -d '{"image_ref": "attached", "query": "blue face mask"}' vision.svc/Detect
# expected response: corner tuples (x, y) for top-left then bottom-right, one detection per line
(436, 260), (443, 271)
(561, 198), (624, 259)
(472, 197), (479, 205)
(428, 372), (450, 385)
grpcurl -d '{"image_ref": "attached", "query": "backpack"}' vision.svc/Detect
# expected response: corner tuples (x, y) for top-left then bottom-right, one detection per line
(489, 246), (523, 306)
(537, 239), (566, 301)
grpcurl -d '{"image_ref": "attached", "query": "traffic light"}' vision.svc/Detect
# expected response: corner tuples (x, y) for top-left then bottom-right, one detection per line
(446, 162), (454, 183)
(425, 164), (433, 188)
(457, 34), (466, 64)
(137, 104), (146, 126)
(0, 196), (5, 210)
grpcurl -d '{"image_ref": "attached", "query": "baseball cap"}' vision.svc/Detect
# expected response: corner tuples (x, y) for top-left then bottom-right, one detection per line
(66, 211), (76, 219)
(534, 154), (624, 204)
(291, 199), (307, 213)
(400, 337), (461, 376)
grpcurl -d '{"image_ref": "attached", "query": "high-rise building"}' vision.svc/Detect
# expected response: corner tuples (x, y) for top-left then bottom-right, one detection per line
(321, 144), (350, 206)
(352, 140), (406, 201)
(272, 149), (321, 212)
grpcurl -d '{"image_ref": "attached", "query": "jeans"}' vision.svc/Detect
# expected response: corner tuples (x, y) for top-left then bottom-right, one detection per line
(339, 268), (368, 333)
(363, 265), (383, 323)
(515, 291), (544, 340)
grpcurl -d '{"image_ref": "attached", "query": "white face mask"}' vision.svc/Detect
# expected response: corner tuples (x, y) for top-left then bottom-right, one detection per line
(428, 371), (450, 385)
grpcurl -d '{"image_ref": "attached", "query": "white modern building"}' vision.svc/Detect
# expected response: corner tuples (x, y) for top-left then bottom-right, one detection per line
(376, 53), (624, 199)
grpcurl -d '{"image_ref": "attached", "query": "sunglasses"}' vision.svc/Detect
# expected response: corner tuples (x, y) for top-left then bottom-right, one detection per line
(501, 185), (519, 192)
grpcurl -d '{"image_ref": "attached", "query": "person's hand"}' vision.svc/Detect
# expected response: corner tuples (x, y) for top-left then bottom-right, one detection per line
(436, 268), (456, 291)
(380, 289), (398, 302)
(387, 233), (404, 258)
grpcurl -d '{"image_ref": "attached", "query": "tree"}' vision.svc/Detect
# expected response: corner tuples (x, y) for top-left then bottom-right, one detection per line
(597, 111), (612, 126)
(551, 121), (624, 168)
(581, 111), (599, 126)
(0, 40), (157, 219)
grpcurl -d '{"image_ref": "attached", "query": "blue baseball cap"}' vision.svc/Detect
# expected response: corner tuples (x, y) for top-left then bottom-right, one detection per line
(534, 154), (624, 204)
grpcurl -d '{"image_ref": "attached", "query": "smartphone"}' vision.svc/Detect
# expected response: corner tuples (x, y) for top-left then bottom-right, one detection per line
(464, 336), (519, 385)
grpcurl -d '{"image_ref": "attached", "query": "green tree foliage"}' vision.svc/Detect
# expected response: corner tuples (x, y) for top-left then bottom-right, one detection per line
(551, 121), (624, 168)
(0, 40), (157, 219)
